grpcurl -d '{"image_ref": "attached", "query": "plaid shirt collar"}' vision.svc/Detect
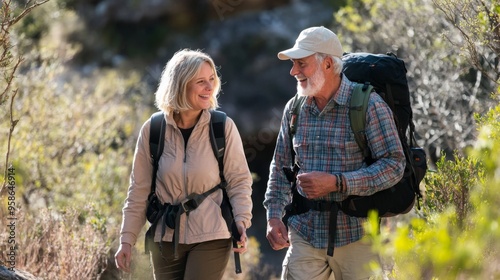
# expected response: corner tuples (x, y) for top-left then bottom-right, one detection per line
(302, 74), (354, 114)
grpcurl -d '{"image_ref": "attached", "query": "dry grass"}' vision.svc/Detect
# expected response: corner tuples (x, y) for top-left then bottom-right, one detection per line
(0, 206), (109, 279)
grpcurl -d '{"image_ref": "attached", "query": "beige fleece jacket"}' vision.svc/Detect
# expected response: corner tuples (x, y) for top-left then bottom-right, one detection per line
(119, 110), (253, 246)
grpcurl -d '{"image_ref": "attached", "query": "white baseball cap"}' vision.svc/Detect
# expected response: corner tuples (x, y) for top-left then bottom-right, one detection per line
(277, 26), (343, 60)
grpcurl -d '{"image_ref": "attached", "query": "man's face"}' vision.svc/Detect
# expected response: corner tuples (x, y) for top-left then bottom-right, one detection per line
(290, 54), (326, 97)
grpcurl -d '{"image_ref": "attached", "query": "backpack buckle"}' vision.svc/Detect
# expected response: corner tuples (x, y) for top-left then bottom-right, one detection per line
(180, 195), (199, 213)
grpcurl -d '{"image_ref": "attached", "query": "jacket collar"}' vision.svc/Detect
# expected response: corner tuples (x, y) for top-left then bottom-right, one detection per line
(165, 109), (211, 129)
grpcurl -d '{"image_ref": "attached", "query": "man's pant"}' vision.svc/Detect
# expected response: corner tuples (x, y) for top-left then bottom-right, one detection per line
(282, 228), (380, 280)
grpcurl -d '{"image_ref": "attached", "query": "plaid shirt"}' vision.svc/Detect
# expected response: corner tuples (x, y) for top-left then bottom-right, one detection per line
(264, 75), (405, 249)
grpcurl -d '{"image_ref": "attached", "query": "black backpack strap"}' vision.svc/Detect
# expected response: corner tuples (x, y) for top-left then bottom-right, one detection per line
(145, 112), (166, 254)
(209, 110), (227, 185)
(209, 110), (243, 273)
(149, 112), (166, 194)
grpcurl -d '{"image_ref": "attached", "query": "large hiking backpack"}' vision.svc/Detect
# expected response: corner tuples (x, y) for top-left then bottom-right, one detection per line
(145, 110), (242, 273)
(342, 52), (427, 217)
(285, 52), (427, 219)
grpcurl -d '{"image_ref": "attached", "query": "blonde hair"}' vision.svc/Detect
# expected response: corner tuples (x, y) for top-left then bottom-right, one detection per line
(155, 49), (221, 114)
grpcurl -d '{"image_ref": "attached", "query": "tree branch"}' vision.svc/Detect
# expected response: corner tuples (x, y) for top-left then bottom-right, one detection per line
(1, 89), (19, 195)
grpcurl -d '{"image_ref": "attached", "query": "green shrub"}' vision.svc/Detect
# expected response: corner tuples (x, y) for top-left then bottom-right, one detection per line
(366, 103), (500, 279)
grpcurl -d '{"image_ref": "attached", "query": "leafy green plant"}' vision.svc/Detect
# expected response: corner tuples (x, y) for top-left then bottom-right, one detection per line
(421, 152), (483, 228)
(365, 102), (500, 279)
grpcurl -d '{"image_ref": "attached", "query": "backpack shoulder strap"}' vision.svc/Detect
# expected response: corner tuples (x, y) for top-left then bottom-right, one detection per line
(287, 94), (306, 174)
(209, 110), (242, 273)
(209, 110), (227, 185)
(149, 112), (166, 194)
(289, 94), (306, 136)
(349, 82), (373, 159)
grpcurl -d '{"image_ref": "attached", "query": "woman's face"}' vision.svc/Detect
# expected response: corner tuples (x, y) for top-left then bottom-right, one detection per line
(186, 62), (215, 111)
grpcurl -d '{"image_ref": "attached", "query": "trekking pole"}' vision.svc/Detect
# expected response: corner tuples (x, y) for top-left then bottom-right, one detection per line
(232, 222), (242, 274)
(233, 240), (242, 274)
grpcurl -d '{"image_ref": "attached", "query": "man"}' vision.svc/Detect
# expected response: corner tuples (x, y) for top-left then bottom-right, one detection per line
(263, 26), (405, 280)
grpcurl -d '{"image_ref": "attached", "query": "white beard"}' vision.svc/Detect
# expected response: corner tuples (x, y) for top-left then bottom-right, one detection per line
(296, 65), (325, 97)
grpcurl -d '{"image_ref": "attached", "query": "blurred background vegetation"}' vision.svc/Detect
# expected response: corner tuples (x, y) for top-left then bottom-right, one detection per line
(1, 0), (499, 279)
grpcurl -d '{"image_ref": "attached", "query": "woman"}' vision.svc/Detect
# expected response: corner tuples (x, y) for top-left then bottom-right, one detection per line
(115, 49), (253, 279)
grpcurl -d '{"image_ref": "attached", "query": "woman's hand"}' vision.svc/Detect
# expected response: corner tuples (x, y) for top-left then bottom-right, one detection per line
(114, 243), (132, 273)
(232, 221), (248, 254)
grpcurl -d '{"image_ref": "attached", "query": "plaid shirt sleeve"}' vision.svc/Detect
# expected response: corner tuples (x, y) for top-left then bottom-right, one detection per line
(263, 99), (295, 221)
(342, 92), (405, 196)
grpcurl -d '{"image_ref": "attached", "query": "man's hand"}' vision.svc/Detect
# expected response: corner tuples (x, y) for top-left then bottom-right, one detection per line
(266, 218), (290, 250)
(296, 171), (336, 199)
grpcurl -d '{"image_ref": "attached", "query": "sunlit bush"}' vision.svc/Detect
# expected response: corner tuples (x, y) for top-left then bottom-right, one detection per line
(366, 102), (500, 279)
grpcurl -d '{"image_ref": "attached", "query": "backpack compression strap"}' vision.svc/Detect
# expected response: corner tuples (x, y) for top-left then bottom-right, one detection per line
(349, 82), (373, 160)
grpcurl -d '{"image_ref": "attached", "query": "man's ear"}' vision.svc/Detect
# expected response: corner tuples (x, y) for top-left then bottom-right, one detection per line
(324, 56), (333, 70)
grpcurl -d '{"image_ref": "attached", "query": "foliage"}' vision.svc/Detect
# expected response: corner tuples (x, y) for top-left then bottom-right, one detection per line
(1, 0), (49, 194)
(433, 0), (500, 85)
(420, 152), (483, 227)
(334, 0), (498, 161)
(10, 57), (146, 216)
(366, 102), (500, 279)
(0, 1), (151, 278)
(1, 0), (152, 221)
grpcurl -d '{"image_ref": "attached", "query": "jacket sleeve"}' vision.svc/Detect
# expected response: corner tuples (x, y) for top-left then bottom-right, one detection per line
(223, 117), (253, 229)
(119, 119), (153, 246)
